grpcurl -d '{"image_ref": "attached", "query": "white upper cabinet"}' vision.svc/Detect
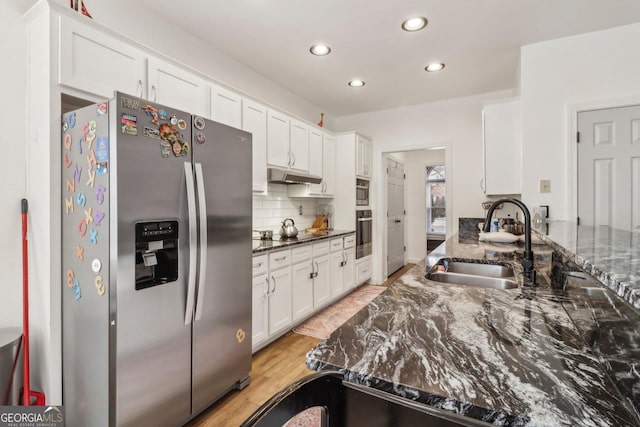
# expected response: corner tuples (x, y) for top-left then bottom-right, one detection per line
(242, 100), (268, 194)
(356, 135), (373, 179)
(289, 119), (310, 173)
(59, 15), (145, 99)
(211, 83), (242, 129)
(147, 56), (210, 117)
(482, 98), (522, 195)
(322, 133), (336, 196)
(304, 131), (335, 197)
(308, 128), (323, 178)
(267, 109), (291, 168)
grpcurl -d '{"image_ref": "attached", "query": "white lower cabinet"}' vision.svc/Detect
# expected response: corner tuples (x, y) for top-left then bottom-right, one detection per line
(330, 251), (345, 297)
(329, 237), (356, 297)
(311, 241), (332, 309)
(267, 250), (293, 336)
(313, 255), (331, 308)
(251, 254), (269, 349)
(291, 246), (314, 322)
(251, 273), (269, 347)
(252, 250), (292, 352)
(343, 248), (356, 292)
(292, 241), (333, 320)
(292, 261), (314, 321)
(356, 255), (372, 285)
(269, 265), (293, 334)
(252, 234), (356, 352)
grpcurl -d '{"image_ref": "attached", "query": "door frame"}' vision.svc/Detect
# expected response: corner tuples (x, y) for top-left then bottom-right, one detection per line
(374, 141), (453, 283)
(567, 94), (640, 222)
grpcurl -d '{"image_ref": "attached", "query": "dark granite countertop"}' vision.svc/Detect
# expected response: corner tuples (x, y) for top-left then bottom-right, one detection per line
(306, 233), (640, 426)
(533, 221), (640, 309)
(252, 229), (355, 254)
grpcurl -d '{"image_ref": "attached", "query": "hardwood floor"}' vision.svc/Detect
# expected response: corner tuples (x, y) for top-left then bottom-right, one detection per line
(186, 263), (415, 426)
(186, 332), (320, 426)
(382, 263), (415, 286)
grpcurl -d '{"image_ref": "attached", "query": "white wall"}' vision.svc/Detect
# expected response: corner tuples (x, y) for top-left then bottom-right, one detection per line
(391, 150), (445, 263)
(0, 1), (35, 328)
(520, 23), (640, 220)
(336, 89), (513, 224)
(335, 89), (513, 282)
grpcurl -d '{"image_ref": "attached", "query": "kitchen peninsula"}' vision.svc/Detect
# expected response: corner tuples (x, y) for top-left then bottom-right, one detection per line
(307, 222), (640, 426)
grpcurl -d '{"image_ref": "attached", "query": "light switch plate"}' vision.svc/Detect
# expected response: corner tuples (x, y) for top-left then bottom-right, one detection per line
(539, 179), (551, 193)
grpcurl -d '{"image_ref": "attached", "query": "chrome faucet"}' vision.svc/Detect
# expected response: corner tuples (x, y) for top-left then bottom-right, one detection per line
(483, 198), (536, 284)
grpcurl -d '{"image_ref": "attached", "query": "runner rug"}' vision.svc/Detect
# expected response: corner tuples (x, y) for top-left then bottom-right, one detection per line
(292, 285), (386, 340)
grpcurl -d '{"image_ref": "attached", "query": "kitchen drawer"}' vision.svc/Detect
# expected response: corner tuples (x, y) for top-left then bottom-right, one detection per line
(344, 234), (356, 249)
(291, 244), (313, 264)
(252, 254), (268, 277)
(269, 249), (291, 270)
(312, 241), (330, 257)
(356, 259), (372, 285)
(330, 238), (343, 253)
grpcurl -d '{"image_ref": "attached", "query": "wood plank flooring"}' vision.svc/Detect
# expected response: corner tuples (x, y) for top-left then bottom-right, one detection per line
(186, 263), (415, 426)
(186, 332), (320, 426)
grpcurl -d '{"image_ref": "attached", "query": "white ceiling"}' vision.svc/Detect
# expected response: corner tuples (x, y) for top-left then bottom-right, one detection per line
(131, 0), (640, 117)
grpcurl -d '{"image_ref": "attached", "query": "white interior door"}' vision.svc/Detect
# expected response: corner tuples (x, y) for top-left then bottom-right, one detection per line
(386, 158), (405, 275)
(578, 105), (640, 231)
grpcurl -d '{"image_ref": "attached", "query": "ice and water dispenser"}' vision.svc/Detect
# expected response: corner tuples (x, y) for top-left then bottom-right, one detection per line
(135, 220), (179, 290)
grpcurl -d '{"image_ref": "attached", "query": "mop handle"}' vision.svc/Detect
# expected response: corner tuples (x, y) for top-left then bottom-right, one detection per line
(21, 199), (31, 406)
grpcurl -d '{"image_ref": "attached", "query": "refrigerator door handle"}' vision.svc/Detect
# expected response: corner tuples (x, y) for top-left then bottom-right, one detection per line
(184, 162), (198, 325)
(194, 162), (208, 322)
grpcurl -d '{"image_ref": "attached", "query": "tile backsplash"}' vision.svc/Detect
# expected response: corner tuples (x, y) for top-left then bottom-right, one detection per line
(253, 184), (323, 233)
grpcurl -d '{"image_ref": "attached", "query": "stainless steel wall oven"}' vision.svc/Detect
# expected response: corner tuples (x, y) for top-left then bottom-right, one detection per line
(356, 179), (370, 206)
(356, 210), (372, 259)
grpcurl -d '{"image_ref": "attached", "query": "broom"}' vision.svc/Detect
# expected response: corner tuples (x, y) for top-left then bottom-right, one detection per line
(21, 199), (46, 406)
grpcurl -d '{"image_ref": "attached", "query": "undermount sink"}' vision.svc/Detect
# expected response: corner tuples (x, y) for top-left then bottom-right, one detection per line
(442, 261), (515, 278)
(428, 272), (519, 289)
(564, 271), (610, 299)
(426, 259), (518, 290)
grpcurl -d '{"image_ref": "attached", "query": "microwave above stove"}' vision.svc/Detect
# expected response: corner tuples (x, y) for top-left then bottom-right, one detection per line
(356, 178), (370, 206)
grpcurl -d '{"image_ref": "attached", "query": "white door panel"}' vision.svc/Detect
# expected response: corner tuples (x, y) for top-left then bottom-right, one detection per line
(386, 158), (405, 275)
(578, 105), (640, 231)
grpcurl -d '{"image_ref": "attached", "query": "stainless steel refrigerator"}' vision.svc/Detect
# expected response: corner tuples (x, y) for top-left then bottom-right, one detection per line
(61, 92), (252, 426)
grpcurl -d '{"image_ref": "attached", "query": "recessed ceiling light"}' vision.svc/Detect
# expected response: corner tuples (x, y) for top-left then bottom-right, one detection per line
(310, 44), (331, 56)
(425, 63), (445, 72)
(401, 16), (428, 32)
(348, 80), (365, 88)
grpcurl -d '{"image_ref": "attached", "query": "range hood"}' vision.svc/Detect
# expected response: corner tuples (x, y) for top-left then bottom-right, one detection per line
(267, 167), (322, 185)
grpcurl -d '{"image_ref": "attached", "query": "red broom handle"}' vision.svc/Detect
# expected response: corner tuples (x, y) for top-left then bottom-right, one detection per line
(21, 199), (31, 406)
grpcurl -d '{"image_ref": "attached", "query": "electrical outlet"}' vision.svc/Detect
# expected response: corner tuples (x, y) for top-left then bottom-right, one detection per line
(299, 205), (303, 215)
(539, 179), (551, 193)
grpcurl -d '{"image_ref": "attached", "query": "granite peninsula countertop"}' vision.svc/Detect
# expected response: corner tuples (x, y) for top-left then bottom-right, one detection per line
(534, 221), (640, 309)
(306, 230), (640, 426)
(252, 229), (355, 253)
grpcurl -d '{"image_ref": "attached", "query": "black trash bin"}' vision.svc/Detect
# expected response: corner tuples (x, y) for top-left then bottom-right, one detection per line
(0, 327), (23, 405)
